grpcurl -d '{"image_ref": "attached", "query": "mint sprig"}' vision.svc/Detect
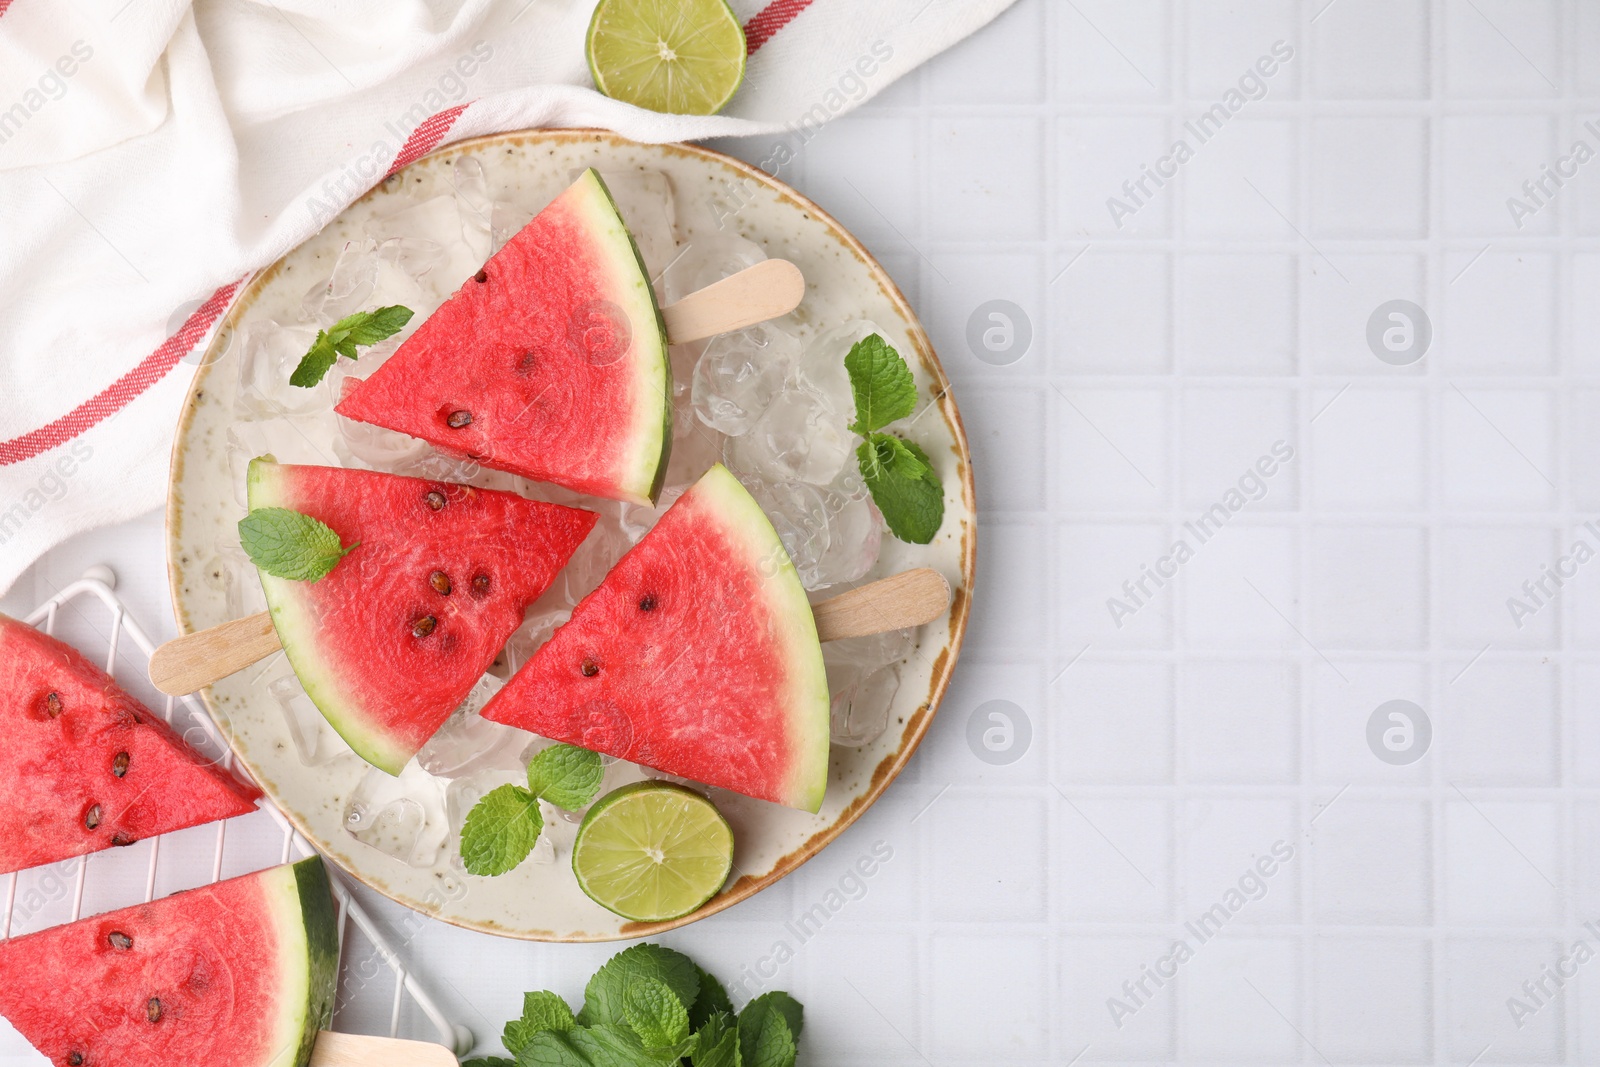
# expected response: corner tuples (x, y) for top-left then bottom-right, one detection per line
(845, 334), (944, 545)
(459, 743), (604, 877)
(289, 305), (413, 388)
(471, 944), (805, 1067)
(238, 507), (359, 582)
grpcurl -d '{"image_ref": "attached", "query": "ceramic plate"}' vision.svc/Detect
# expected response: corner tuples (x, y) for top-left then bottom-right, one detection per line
(166, 130), (974, 940)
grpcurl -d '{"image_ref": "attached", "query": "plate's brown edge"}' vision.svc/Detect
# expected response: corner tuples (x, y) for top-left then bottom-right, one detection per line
(165, 127), (977, 942)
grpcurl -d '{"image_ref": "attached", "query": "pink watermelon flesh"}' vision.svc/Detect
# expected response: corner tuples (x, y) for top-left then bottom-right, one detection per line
(334, 168), (672, 506)
(0, 616), (261, 875)
(247, 460), (598, 775)
(482, 464), (831, 811)
(0, 856), (339, 1067)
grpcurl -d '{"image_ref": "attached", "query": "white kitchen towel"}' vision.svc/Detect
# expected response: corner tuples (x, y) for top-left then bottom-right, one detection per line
(0, 0), (1015, 594)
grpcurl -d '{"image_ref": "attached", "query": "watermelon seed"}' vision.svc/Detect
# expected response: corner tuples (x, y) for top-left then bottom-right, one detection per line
(45, 692), (62, 718)
(425, 490), (447, 511)
(145, 998), (162, 1024)
(581, 658), (599, 677)
(412, 615), (438, 639)
(66, 1053), (83, 1066)
(111, 833), (136, 848)
(108, 932), (133, 951)
(429, 571), (452, 595)
(474, 269), (488, 283)
(471, 574), (491, 597)
(447, 410), (474, 429)
(112, 752), (130, 777)
(639, 594), (657, 612)
(84, 805), (101, 831)
(517, 352), (536, 374)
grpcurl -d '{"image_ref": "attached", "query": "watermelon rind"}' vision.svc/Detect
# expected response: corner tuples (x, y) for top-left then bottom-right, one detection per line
(695, 465), (831, 812)
(246, 459), (409, 774)
(572, 168), (674, 506)
(267, 857), (341, 1067)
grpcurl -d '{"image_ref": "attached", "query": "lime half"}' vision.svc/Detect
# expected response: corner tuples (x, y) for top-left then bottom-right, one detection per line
(586, 0), (748, 116)
(572, 781), (735, 922)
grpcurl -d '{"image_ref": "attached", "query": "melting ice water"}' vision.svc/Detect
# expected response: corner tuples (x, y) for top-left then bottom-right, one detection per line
(228, 161), (898, 861)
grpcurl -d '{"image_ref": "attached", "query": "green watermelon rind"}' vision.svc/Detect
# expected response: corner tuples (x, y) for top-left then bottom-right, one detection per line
(574, 169), (673, 506)
(697, 465), (831, 812)
(245, 458), (411, 775)
(268, 857), (340, 1067)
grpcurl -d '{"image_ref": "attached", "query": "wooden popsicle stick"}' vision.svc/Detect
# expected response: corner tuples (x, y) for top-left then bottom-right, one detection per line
(147, 610), (279, 697)
(309, 1031), (457, 1067)
(812, 568), (951, 642)
(149, 568), (951, 696)
(662, 259), (805, 344)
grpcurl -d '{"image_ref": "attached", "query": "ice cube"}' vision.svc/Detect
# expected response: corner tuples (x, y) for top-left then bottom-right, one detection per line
(799, 319), (887, 415)
(415, 675), (525, 778)
(722, 379), (852, 486)
(301, 239), (380, 325)
(451, 156), (494, 257)
(824, 628), (915, 674)
(202, 545), (268, 625)
(366, 195), (487, 287)
(343, 762), (450, 867)
(809, 469), (883, 589)
(661, 234), (766, 304)
(829, 664), (900, 748)
(746, 481), (831, 588)
(334, 413), (432, 471)
(379, 236), (448, 280)
(225, 420), (276, 508)
(235, 321), (329, 418)
(491, 606), (571, 678)
(269, 674), (355, 767)
(663, 420), (726, 493)
(547, 506), (631, 607)
(691, 323), (801, 437)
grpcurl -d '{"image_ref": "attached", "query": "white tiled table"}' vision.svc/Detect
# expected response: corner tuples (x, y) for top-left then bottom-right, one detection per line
(6, 1), (1599, 1062)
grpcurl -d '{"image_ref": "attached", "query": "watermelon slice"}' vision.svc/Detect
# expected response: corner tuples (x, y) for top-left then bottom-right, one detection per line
(0, 856), (338, 1067)
(334, 169), (673, 506)
(0, 616), (261, 875)
(246, 459), (597, 774)
(482, 464), (830, 812)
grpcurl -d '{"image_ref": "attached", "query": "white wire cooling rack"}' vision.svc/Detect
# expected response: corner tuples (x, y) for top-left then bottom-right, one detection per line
(0, 567), (472, 1061)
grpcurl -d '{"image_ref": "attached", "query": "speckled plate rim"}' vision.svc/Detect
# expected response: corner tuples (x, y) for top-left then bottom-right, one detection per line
(166, 128), (976, 941)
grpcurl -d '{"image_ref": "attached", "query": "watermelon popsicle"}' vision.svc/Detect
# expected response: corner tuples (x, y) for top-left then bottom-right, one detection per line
(243, 460), (597, 775)
(482, 465), (833, 812)
(334, 169), (674, 506)
(0, 615), (261, 875)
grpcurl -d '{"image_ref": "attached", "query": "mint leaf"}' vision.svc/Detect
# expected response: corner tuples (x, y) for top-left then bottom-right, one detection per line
(288, 332), (338, 388)
(460, 784), (544, 877)
(526, 743), (604, 812)
(580, 944), (700, 1028)
(623, 977), (690, 1049)
(740, 1010), (796, 1067)
(333, 304), (413, 346)
(514, 1033), (589, 1067)
(845, 333), (917, 434)
(505, 991), (577, 1055)
(739, 991), (803, 1046)
(857, 433), (944, 544)
(290, 305), (413, 387)
(689, 1012), (737, 1067)
(687, 967), (732, 1031)
(238, 507), (358, 582)
(464, 1058), (516, 1067)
